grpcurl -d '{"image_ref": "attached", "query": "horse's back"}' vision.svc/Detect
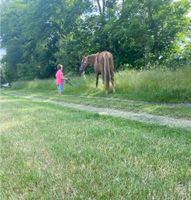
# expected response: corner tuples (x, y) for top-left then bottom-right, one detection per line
(99, 51), (112, 58)
(97, 51), (113, 65)
(95, 51), (114, 74)
(93, 51), (115, 92)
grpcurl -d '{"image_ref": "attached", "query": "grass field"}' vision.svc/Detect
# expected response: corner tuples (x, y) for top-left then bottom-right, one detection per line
(3, 90), (191, 119)
(11, 67), (191, 103)
(1, 94), (191, 199)
(3, 67), (190, 121)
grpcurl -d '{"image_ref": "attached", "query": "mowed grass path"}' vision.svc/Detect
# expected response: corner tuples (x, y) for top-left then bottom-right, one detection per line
(3, 90), (191, 119)
(1, 95), (191, 199)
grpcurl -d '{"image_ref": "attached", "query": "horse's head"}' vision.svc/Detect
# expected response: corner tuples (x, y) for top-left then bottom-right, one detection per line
(79, 57), (88, 75)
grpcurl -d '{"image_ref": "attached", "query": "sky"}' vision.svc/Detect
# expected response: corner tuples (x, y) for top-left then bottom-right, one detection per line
(0, 48), (6, 60)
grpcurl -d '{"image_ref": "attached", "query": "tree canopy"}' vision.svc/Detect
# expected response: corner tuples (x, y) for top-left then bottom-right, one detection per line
(1, 0), (190, 82)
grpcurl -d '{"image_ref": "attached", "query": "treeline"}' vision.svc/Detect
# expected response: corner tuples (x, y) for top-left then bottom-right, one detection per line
(1, 0), (191, 82)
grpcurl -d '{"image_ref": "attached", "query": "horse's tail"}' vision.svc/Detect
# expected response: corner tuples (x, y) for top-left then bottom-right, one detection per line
(103, 52), (111, 90)
(110, 53), (114, 82)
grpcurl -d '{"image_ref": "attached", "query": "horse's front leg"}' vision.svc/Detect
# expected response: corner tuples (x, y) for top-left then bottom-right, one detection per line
(96, 73), (100, 88)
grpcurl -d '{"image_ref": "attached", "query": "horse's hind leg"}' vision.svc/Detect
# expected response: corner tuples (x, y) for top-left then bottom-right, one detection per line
(109, 56), (115, 93)
(105, 73), (110, 95)
(105, 83), (109, 95)
(104, 81), (109, 95)
(96, 73), (100, 89)
(109, 62), (115, 93)
(111, 76), (115, 93)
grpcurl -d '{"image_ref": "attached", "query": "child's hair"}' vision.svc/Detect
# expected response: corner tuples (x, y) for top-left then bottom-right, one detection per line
(57, 64), (63, 70)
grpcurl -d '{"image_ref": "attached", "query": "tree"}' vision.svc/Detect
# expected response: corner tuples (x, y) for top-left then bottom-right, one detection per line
(1, 0), (190, 82)
(111, 0), (190, 67)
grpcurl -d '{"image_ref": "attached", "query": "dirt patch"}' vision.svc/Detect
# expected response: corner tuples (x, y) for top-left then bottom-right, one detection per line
(7, 93), (191, 130)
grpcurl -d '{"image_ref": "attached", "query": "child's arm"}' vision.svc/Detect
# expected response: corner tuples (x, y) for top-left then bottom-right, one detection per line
(61, 74), (68, 80)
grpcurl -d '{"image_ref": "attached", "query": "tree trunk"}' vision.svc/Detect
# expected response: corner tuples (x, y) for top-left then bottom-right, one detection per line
(96, 0), (102, 15)
(103, 0), (106, 15)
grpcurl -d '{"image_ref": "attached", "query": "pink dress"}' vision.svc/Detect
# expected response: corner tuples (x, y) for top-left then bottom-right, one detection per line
(55, 69), (64, 85)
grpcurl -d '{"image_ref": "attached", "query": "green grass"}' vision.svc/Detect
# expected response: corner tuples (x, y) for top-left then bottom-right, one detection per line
(3, 90), (191, 119)
(1, 94), (191, 199)
(11, 75), (97, 95)
(115, 67), (191, 102)
(4, 67), (190, 120)
(10, 67), (191, 102)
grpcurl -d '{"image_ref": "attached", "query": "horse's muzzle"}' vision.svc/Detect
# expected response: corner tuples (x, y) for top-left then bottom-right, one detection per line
(80, 71), (85, 76)
(79, 66), (84, 75)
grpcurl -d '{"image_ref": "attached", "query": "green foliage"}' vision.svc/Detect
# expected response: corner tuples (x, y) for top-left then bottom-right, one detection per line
(17, 63), (37, 80)
(1, 0), (190, 81)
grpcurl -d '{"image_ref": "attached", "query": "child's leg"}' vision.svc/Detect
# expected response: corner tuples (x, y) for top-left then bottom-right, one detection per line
(57, 84), (61, 95)
(58, 84), (64, 95)
(62, 84), (64, 92)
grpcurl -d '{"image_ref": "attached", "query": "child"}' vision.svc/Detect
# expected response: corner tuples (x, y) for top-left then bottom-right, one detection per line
(55, 64), (65, 95)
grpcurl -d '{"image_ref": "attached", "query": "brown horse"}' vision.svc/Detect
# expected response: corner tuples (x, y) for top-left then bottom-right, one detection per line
(79, 51), (115, 94)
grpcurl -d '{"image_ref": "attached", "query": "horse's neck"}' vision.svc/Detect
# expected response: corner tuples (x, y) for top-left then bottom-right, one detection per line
(87, 54), (97, 65)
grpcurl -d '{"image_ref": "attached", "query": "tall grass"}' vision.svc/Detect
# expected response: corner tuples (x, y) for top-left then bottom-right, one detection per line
(11, 67), (191, 102)
(12, 79), (56, 91)
(115, 67), (191, 102)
